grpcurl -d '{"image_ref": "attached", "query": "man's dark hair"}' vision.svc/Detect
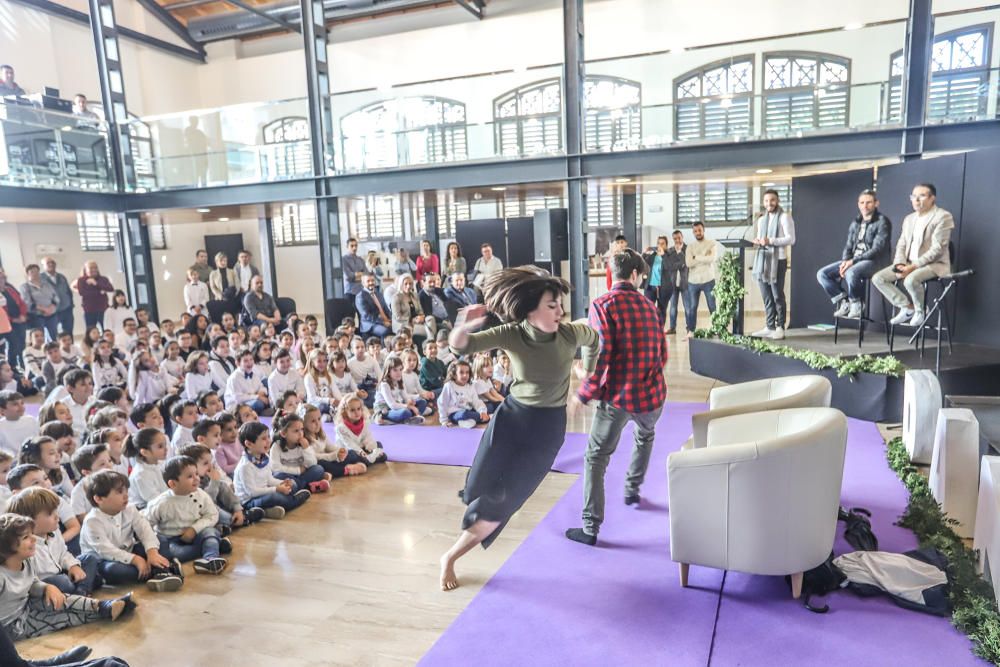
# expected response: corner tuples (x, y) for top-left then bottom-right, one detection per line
(692, 222), (705, 230)
(610, 249), (647, 282)
(763, 189), (780, 200)
(859, 188), (878, 199)
(916, 182), (937, 197)
(614, 234), (628, 243)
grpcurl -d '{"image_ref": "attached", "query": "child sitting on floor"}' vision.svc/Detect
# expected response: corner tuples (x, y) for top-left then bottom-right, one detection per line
(300, 404), (367, 478)
(418, 341), (447, 400)
(213, 413), (242, 477)
(269, 412), (330, 494)
(168, 400), (199, 457)
(374, 358), (426, 425)
(124, 429), (168, 510)
(334, 393), (387, 465)
(472, 352), (504, 414)
(178, 444), (260, 532)
(401, 350), (435, 410)
(0, 513), (134, 641)
(438, 360), (489, 429)
(68, 444), (114, 523)
(233, 422), (310, 518)
(0, 391), (39, 457)
(0, 451), (13, 506)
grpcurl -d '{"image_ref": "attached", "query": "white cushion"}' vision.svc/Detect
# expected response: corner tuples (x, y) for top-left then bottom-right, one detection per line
(929, 409), (980, 538)
(902, 370), (941, 464)
(974, 456), (1000, 602)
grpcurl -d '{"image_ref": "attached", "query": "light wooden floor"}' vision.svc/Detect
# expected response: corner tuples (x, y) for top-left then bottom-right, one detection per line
(18, 331), (720, 666)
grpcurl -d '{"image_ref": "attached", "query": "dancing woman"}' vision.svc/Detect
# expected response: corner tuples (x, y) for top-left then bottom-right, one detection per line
(440, 267), (599, 591)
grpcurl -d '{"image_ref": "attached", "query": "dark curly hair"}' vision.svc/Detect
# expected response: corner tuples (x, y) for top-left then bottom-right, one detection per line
(482, 266), (569, 323)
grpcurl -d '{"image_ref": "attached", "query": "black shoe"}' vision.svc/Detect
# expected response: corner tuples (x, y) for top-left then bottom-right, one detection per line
(170, 557), (185, 580)
(220, 524), (233, 537)
(293, 489), (312, 504)
(247, 507), (266, 523)
(219, 537), (233, 555)
(193, 558), (227, 575)
(565, 528), (597, 546)
(665, 328), (676, 335)
(98, 592), (135, 621)
(625, 494), (641, 506)
(146, 572), (183, 592)
(27, 645), (93, 666)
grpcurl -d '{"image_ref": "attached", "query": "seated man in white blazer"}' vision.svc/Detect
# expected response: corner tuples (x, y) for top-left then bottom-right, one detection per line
(872, 183), (954, 328)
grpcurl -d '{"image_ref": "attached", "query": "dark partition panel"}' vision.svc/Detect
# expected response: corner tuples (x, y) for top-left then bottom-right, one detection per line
(506, 217), (536, 267)
(455, 219), (508, 270)
(789, 169), (874, 328)
(957, 146), (1000, 346)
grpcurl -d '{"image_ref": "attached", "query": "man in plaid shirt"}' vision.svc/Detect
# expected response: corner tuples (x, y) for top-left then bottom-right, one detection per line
(567, 248), (667, 546)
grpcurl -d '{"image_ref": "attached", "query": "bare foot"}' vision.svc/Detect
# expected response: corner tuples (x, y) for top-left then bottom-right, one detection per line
(440, 554), (460, 591)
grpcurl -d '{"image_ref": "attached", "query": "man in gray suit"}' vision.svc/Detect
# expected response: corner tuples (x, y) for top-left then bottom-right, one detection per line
(872, 183), (954, 328)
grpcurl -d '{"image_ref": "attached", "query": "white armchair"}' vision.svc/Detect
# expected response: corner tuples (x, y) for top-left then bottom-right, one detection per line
(686, 375), (832, 450)
(668, 407), (848, 598)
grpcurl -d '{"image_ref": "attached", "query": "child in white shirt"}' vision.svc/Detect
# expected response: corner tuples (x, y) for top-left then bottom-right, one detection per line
(334, 393), (387, 465)
(124, 428), (168, 509)
(373, 357), (426, 425)
(0, 392), (39, 456)
(183, 269), (210, 316)
(267, 349), (306, 406)
(168, 400), (199, 457)
(233, 422), (310, 515)
(224, 351), (270, 415)
(269, 412), (330, 494)
(348, 338), (381, 408)
(438, 359), (489, 429)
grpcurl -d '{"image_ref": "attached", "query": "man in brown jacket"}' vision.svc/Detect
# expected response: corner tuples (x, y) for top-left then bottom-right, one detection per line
(872, 183), (954, 328)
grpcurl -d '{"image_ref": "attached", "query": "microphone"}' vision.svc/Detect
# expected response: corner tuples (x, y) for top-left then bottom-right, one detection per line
(945, 268), (974, 279)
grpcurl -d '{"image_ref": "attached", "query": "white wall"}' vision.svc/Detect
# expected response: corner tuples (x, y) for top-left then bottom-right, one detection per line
(0, 220), (125, 335)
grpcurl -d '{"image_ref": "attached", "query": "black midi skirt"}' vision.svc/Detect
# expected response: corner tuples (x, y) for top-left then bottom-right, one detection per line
(461, 395), (568, 549)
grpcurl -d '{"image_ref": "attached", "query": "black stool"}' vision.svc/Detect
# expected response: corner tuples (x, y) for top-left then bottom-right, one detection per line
(833, 277), (889, 349)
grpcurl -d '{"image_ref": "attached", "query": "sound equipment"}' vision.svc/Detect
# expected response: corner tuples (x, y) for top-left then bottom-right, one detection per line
(533, 208), (568, 263)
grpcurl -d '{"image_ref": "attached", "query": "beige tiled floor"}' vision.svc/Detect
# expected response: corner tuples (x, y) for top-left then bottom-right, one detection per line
(18, 331), (719, 666)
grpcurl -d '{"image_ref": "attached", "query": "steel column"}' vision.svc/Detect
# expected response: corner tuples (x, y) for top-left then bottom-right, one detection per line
(901, 0), (934, 159)
(257, 212), (279, 296)
(621, 189), (637, 249)
(88, 0), (134, 192)
(117, 212), (158, 322)
(563, 0), (587, 319)
(423, 191), (440, 254)
(301, 0), (344, 300)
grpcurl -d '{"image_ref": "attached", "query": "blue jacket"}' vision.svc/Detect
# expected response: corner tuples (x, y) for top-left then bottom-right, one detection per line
(355, 288), (390, 333)
(444, 286), (477, 308)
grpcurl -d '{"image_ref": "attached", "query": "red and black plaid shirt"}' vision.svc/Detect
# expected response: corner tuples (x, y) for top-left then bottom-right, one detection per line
(577, 282), (667, 413)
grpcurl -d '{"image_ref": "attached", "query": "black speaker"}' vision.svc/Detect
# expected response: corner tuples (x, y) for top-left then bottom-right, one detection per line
(533, 208), (568, 263)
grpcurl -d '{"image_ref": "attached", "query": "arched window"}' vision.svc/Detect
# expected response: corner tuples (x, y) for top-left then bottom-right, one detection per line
(889, 25), (991, 123)
(763, 52), (850, 135)
(673, 57), (753, 141)
(261, 117), (311, 180)
(339, 97), (468, 172)
(493, 76), (642, 156)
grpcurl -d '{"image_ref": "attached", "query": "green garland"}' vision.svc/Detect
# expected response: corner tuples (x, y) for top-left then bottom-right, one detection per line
(886, 436), (1000, 664)
(694, 250), (906, 378)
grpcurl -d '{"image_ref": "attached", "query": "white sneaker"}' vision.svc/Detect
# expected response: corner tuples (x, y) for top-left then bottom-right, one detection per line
(908, 310), (926, 328)
(422, 406), (434, 417)
(457, 419), (477, 429)
(846, 301), (863, 319)
(890, 308), (914, 326)
(771, 327), (785, 340)
(834, 299), (851, 318)
(750, 327), (774, 338)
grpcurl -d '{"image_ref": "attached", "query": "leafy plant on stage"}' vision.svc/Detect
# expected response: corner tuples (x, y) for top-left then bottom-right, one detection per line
(886, 436), (1000, 664)
(693, 251), (906, 378)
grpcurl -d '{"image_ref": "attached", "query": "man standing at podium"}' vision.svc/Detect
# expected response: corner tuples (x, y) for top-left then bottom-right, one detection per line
(751, 189), (796, 340)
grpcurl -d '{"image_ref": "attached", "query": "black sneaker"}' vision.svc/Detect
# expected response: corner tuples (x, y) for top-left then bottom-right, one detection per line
(170, 557), (185, 581)
(220, 524), (233, 537)
(98, 592), (136, 621)
(247, 507), (266, 523)
(146, 572), (183, 592)
(625, 493), (641, 506)
(219, 537), (233, 555)
(293, 489), (311, 504)
(193, 558), (227, 575)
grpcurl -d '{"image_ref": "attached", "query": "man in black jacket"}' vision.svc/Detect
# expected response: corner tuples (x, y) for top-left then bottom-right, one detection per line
(816, 189), (891, 319)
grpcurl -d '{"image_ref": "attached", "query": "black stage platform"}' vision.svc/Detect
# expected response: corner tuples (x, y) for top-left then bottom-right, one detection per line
(689, 328), (1000, 422)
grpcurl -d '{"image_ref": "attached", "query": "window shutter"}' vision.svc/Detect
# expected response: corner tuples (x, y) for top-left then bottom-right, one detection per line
(77, 212), (116, 251)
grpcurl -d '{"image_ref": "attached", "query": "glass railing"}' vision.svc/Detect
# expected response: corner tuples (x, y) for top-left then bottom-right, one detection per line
(123, 97), (313, 191)
(0, 98), (115, 191)
(585, 80), (901, 153)
(329, 65), (566, 174)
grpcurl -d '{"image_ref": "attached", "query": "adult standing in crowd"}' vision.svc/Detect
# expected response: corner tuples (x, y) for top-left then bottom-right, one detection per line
(393, 248), (417, 277)
(685, 222), (718, 336)
(20, 263), (60, 341)
(444, 242), (466, 285)
(356, 274), (391, 339)
(472, 243), (503, 289)
(189, 250), (212, 284)
(642, 236), (670, 326)
(872, 182), (954, 328)
(0, 267), (29, 368)
(751, 190), (795, 340)
(391, 274), (430, 346)
(365, 250), (384, 281)
(42, 257), (74, 336)
(816, 189), (891, 320)
(445, 272), (478, 308)
(234, 250), (259, 296)
(243, 275), (281, 328)
(665, 230), (690, 335)
(440, 267), (599, 591)
(605, 235), (628, 290)
(0, 65), (25, 97)
(342, 238), (367, 296)
(72, 261), (115, 330)
(416, 240), (440, 283)
(209, 252), (238, 301)
(567, 249), (667, 546)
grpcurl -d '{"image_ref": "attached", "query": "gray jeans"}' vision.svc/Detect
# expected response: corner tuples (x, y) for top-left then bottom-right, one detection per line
(871, 265), (939, 310)
(582, 402), (662, 535)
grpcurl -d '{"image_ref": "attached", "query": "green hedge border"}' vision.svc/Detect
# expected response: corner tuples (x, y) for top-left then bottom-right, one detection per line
(694, 251), (906, 378)
(886, 436), (1000, 664)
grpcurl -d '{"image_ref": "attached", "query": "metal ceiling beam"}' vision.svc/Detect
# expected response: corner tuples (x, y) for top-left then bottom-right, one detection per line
(453, 0), (482, 19)
(221, 0), (301, 32)
(7, 0), (205, 62)
(135, 0), (207, 55)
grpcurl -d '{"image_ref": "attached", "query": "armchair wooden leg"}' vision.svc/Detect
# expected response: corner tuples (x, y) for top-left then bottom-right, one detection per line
(678, 563), (689, 588)
(790, 572), (803, 599)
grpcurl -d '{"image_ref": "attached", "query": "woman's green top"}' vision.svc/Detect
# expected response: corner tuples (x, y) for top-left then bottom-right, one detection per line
(453, 320), (599, 408)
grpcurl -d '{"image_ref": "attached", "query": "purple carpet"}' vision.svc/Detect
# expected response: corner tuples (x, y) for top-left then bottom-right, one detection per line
(409, 403), (982, 667)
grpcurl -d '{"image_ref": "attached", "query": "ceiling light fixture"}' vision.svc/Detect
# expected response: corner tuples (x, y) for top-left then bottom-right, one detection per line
(843, 22), (865, 31)
(490, 186), (507, 191)
(646, 189), (661, 194)
(615, 177), (632, 183)
(197, 208), (210, 213)
(218, 217), (230, 222)
(755, 168), (773, 174)
(762, 182), (776, 187)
